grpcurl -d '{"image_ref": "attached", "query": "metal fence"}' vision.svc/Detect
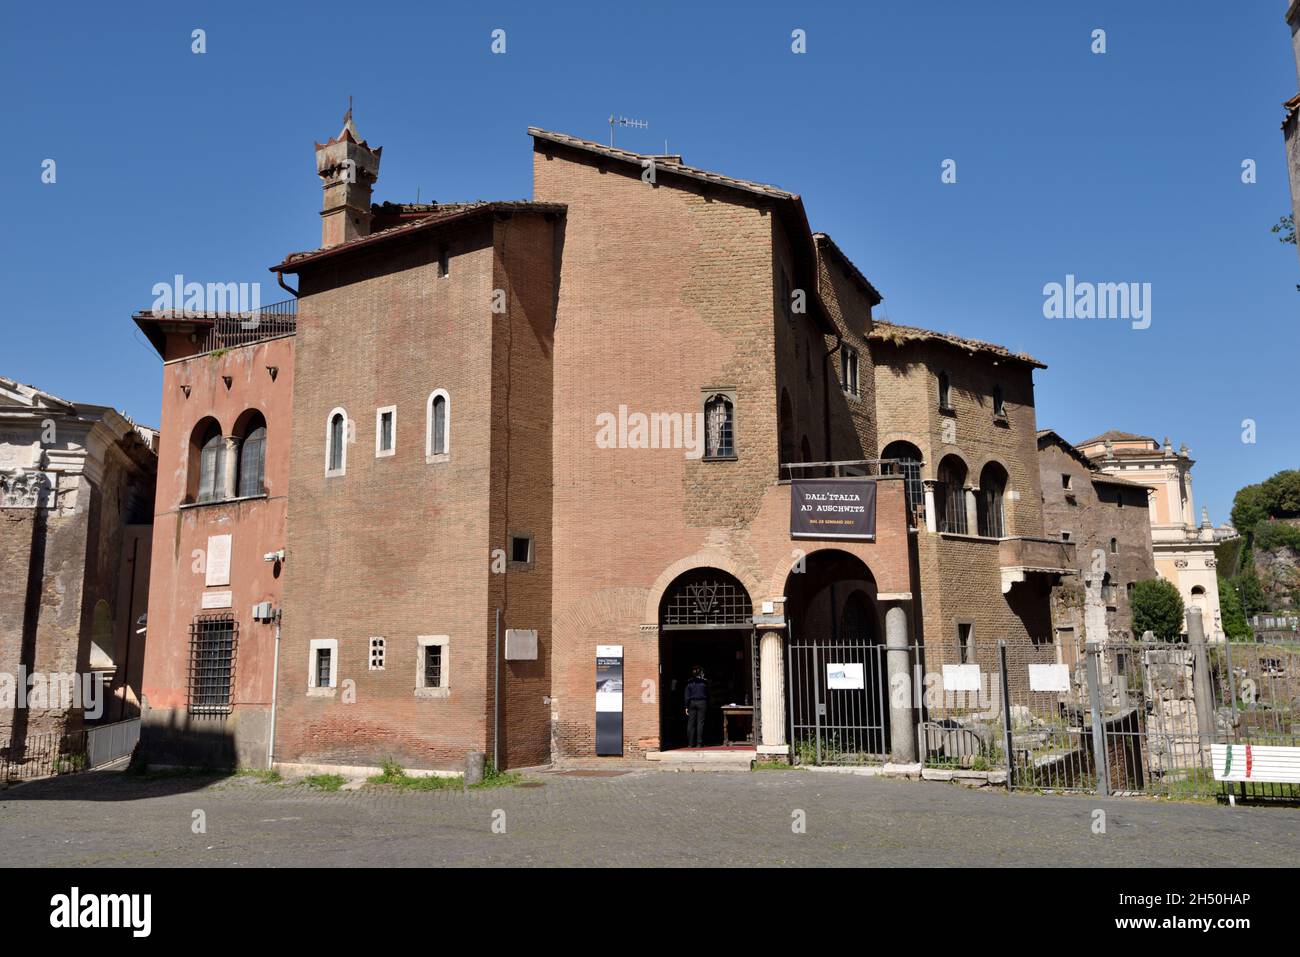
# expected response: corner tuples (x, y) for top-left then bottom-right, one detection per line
(0, 717), (141, 782)
(788, 633), (891, 766)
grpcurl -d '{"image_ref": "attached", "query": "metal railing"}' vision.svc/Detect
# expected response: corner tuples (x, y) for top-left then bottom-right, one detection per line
(199, 298), (297, 352)
(0, 718), (142, 782)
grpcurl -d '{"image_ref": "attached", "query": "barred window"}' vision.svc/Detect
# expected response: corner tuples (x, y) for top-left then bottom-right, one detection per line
(703, 392), (735, 459)
(188, 614), (237, 714)
(369, 637), (386, 671)
(423, 645), (442, 688)
(315, 647), (332, 688)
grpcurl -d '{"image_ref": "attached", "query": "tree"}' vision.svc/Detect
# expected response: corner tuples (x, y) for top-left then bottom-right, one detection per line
(1262, 470), (1300, 517)
(1272, 213), (1296, 245)
(1231, 482), (1272, 532)
(1218, 576), (1251, 640)
(1130, 578), (1185, 640)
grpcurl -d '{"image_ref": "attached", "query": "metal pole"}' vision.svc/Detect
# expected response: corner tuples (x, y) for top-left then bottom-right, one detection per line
(1085, 642), (1110, 796)
(493, 608), (501, 772)
(998, 641), (1013, 791)
(813, 640), (823, 764)
(786, 617), (796, 764)
(266, 611), (281, 769)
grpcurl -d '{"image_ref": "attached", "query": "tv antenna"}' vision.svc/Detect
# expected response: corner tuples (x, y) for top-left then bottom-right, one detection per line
(609, 114), (648, 147)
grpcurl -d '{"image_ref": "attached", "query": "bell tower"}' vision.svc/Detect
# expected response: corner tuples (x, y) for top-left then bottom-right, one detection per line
(315, 101), (382, 248)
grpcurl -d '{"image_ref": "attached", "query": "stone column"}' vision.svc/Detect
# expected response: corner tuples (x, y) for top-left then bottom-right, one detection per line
(922, 481), (938, 533)
(758, 628), (787, 751)
(885, 604), (916, 763)
(222, 436), (241, 500)
(964, 485), (979, 535)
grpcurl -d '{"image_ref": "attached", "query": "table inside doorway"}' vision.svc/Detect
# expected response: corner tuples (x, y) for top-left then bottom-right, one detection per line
(721, 705), (754, 746)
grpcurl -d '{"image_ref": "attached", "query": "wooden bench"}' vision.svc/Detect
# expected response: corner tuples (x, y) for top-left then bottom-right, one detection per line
(1212, 743), (1300, 802)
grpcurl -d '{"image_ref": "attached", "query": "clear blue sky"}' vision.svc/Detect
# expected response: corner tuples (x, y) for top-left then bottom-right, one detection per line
(3, 1), (1296, 525)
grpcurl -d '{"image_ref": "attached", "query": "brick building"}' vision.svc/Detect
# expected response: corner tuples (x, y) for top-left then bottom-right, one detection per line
(1037, 429), (1156, 673)
(132, 115), (1078, 772)
(1, 376), (156, 746)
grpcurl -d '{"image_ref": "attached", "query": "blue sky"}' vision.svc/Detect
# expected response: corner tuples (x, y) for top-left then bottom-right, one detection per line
(3, 1), (1296, 524)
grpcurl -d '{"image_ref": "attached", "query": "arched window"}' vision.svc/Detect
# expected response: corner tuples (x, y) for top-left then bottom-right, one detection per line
(977, 462), (1007, 538)
(427, 390), (450, 458)
(882, 440), (924, 527)
(326, 409), (347, 475)
(196, 421), (226, 503)
(703, 393), (734, 459)
(938, 372), (951, 410)
(236, 412), (267, 498)
(935, 455), (968, 534)
(1109, 537), (1118, 554)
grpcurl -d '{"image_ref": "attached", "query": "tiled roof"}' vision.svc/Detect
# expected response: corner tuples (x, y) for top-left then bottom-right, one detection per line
(270, 200), (566, 272)
(1076, 430), (1154, 446)
(528, 128), (798, 200)
(867, 320), (1046, 369)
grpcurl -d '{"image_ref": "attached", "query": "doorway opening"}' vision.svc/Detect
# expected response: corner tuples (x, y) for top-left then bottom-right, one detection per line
(657, 568), (756, 750)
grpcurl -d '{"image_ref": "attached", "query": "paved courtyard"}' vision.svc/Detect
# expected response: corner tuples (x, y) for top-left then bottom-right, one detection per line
(1, 767), (1298, 868)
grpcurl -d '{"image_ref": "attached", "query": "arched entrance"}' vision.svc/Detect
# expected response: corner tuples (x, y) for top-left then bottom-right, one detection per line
(658, 568), (755, 750)
(783, 550), (889, 763)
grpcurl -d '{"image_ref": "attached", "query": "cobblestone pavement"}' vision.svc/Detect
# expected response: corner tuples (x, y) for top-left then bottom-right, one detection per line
(1, 767), (1298, 867)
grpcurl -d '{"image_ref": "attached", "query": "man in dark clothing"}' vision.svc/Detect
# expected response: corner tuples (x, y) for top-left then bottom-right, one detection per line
(684, 666), (709, 748)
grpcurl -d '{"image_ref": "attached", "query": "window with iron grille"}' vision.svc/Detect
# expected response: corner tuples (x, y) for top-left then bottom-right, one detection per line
(660, 570), (753, 629)
(188, 614), (237, 714)
(423, 645), (442, 688)
(703, 392), (735, 459)
(315, 647), (332, 688)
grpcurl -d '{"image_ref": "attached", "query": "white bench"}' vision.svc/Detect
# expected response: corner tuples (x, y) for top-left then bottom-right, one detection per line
(1212, 743), (1300, 802)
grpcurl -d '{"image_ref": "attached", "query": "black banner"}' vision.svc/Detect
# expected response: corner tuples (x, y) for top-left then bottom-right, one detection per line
(790, 478), (877, 540)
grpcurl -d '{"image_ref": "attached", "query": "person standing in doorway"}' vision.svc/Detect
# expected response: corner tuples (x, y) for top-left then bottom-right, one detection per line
(684, 665), (709, 748)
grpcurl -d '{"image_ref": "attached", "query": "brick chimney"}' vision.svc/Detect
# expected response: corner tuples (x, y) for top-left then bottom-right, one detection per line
(315, 104), (382, 248)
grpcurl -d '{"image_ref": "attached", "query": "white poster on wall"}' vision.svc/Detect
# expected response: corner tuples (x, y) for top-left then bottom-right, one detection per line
(206, 534), (232, 587)
(1028, 663), (1071, 692)
(827, 662), (864, 690)
(942, 664), (982, 692)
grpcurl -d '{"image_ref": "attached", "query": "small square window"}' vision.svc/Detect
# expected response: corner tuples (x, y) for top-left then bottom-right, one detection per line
(510, 534), (533, 564)
(369, 636), (386, 671)
(1061, 531), (1072, 542)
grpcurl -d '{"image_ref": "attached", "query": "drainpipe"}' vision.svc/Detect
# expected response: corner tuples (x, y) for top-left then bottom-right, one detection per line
(275, 271), (298, 298)
(493, 608), (501, 771)
(266, 608), (281, 769)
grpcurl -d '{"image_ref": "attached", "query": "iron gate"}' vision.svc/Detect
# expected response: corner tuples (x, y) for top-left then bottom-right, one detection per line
(788, 631), (889, 765)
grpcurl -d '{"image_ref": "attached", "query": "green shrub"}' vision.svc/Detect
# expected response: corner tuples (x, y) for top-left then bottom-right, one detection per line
(1131, 578), (1185, 639)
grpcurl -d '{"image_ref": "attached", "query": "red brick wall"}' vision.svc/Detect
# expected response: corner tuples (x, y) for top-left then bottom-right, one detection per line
(140, 335), (293, 767)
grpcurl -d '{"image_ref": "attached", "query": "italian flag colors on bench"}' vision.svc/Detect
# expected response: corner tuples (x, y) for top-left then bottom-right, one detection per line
(1212, 743), (1300, 783)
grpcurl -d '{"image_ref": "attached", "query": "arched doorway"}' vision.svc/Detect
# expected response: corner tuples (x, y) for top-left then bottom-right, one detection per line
(783, 551), (888, 763)
(658, 568), (755, 750)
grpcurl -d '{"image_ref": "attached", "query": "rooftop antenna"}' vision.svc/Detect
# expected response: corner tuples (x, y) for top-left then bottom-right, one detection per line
(608, 114), (648, 148)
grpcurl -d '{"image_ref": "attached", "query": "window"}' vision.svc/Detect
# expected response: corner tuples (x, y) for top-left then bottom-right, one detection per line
(426, 390), (450, 459)
(779, 269), (793, 324)
(977, 462), (1007, 538)
(188, 614), (236, 714)
(308, 638), (338, 693)
(840, 345), (860, 396)
(509, 533), (533, 565)
(993, 385), (1006, 417)
(882, 441), (924, 527)
(1102, 573), (1117, 607)
(1126, 581), (1135, 599)
(375, 406), (396, 458)
(703, 392), (735, 459)
(326, 409), (347, 476)
(416, 635), (450, 697)
(1110, 537), (1118, 554)
(197, 425), (226, 503)
(1061, 530), (1072, 542)
(438, 244), (450, 278)
(935, 455), (968, 534)
(369, 637), (386, 671)
(1062, 473), (1072, 490)
(957, 622), (974, 664)
(938, 372), (952, 411)
(237, 413), (266, 498)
